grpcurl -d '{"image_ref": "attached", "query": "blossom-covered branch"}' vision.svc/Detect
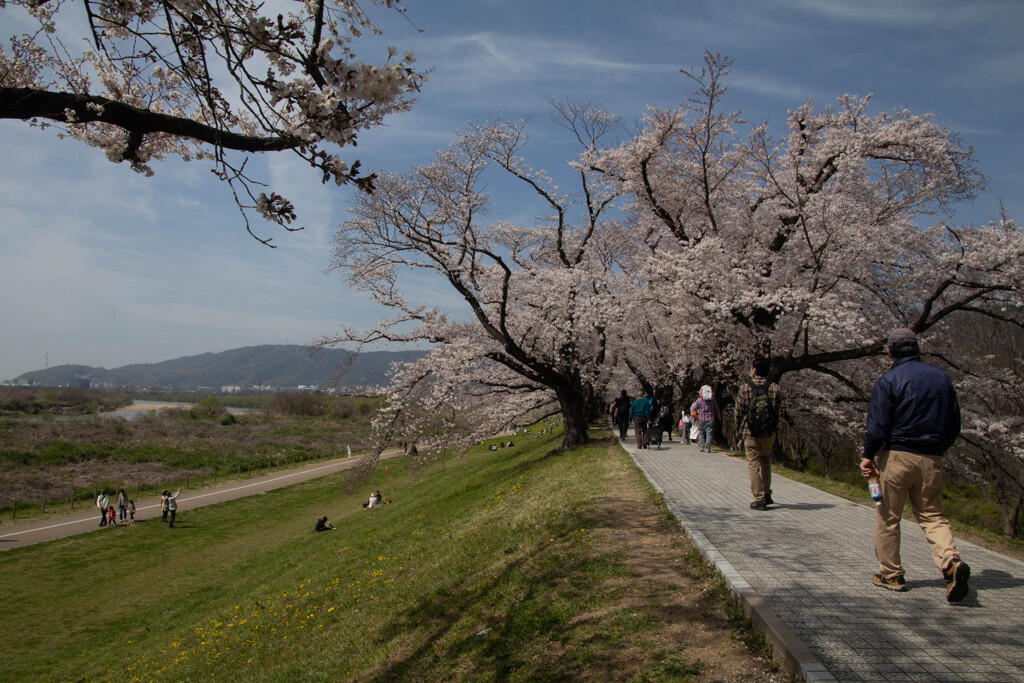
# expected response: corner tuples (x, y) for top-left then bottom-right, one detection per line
(1, 0), (424, 244)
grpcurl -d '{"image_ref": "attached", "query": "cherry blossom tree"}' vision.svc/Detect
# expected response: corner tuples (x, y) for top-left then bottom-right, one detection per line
(1, 0), (423, 244)
(324, 111), (631, 453)
(594, 52), (1024, 447)
(939, 315), (1024, 538)
(321, 48), (1020, 509)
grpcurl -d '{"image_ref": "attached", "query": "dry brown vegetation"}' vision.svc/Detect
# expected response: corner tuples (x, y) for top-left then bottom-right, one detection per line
(0, 399), (378, 517)
(0, 386), (131, 415)
(578, 436), (788, 682)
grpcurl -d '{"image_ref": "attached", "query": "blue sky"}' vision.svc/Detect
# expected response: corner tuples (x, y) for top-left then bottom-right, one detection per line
(1, 0), (1021, 380)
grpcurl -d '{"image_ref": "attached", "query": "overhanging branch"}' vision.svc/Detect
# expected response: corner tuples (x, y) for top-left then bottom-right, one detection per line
(1, 86), (300, 157)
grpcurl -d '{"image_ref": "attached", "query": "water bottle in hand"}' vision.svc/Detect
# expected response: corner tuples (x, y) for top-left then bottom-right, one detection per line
(868, 476), (882, 506)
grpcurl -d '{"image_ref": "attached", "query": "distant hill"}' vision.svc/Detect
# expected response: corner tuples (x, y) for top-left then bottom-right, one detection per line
(12, 345), (426, 391)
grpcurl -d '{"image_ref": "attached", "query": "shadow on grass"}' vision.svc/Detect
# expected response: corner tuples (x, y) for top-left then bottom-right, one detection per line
(366, 448), (716, 682)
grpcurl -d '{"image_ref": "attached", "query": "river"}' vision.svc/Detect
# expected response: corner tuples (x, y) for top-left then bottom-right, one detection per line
(102, 401), (257, 419)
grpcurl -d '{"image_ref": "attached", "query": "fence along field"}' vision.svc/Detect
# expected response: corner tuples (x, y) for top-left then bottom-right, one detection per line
(0, 389), (381, 523)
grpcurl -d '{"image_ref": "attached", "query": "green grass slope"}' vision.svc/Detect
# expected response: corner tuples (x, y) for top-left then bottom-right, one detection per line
(0, 429), (773, 682)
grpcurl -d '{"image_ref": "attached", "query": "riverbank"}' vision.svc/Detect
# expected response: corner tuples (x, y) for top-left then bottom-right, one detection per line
(107, 401), (191, 413)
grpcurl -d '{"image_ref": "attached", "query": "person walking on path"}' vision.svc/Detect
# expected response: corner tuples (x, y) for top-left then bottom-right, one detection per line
(127, 500), (136, 523)
(658, 398), (675, 442)
(679, 410), (692, 444)
(116, 488), (127, 523)
(96, 490), (110, 527)
(629, 390), (654, 449)
(160, 491), (170, 523)
(860, 328), (970, 602)
(166, 489), (181, 528)
(734, 358), (781, 510)
(688, 399), (700, 443)
(612, 390), (632, 440)
(694, 386), (720, 453)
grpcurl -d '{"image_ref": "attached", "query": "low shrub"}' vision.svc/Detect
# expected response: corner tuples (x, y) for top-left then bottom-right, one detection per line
(191, 396), (226, 419)
(263, 392), (324, 417)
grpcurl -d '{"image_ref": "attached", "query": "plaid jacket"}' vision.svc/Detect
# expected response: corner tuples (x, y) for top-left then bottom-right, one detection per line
(733, 375), (781, 440)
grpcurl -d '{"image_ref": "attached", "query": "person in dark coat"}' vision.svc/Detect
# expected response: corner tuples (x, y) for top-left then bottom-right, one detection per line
(860, 328), (969, 602)
(612, 390), (632, 440)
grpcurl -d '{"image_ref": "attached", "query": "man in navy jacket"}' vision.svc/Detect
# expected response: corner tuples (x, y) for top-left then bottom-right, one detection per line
(860, 328), (970, 602)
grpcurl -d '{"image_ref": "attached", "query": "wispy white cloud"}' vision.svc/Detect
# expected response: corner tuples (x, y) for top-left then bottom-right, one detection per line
(779, 0), (1003, 27)
(2, 0), (1020, 379)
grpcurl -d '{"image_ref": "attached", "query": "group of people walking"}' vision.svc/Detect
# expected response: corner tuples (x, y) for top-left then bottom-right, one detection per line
(94, 488), (180, 528)
(612, 328), (970, 603)
(610, 384), (722, 452)
(95, 488), (135, 527)
(611, 389), (677, 449)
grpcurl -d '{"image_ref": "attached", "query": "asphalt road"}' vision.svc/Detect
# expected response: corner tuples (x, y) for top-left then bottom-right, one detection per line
(0, 452), (399, 551)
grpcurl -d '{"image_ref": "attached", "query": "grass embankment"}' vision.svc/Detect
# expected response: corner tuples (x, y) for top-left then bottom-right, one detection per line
(0, 431), (779, 682)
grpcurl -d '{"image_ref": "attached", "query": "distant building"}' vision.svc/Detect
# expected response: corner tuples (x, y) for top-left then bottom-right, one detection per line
(69, 377), (91, 389)
(221, 385), (242, 394)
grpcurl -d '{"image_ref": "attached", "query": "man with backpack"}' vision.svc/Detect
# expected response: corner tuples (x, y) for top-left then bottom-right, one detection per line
(734, 357), (781, 510)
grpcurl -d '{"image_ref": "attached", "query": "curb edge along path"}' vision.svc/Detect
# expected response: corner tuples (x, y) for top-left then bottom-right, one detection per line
(0, 452), (400, 551)
(626, 437), (1024, 683)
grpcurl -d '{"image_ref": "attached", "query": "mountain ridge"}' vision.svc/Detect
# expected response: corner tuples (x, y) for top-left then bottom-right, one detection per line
(11, 345), (425, 390)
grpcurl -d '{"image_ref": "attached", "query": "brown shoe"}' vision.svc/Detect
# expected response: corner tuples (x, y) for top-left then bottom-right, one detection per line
(943, 560), (970, 603)
(872, 573), (907, 591)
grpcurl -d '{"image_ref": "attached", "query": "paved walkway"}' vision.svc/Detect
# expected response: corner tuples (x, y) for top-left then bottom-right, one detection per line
(627, 436), (1024, 683)
(0, 452), (397, 551)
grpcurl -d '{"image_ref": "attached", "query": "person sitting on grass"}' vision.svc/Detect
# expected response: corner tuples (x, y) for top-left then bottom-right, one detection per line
(362, 491), (392, 508)
(315, 516), (335, 531)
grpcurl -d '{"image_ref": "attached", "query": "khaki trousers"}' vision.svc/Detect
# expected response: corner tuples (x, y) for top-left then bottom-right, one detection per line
(633, 417), (647, 447)
(745, 435), (774, 502)
(875, 449), (959, 578)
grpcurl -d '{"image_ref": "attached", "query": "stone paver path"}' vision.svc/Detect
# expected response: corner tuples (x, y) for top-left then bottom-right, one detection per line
(628, 437), (1024, 683)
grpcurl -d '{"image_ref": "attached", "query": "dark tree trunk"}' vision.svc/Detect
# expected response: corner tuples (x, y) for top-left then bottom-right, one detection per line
(1001, 495), (1022, 539)
(555, 388), (590, 452)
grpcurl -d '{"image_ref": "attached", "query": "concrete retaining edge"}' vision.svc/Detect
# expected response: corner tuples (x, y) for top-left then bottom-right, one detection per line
(632, 455), (838, 682)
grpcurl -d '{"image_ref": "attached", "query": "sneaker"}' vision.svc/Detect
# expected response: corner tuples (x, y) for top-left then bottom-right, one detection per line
(765, 494), (774, 506)
(749, 500), (767, 510)
(943, 560), (970, 603)
(872, 573), (907, 591)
